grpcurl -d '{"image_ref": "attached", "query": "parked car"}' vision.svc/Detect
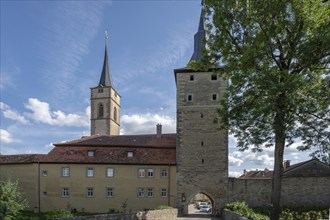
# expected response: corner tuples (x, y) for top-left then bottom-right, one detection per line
(200, 205), (212, 213)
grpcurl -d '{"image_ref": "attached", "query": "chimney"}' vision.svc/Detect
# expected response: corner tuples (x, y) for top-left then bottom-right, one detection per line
(243, 169), (247, 175)
(156, 124), (162, 138)
(284, 160), (290, 170)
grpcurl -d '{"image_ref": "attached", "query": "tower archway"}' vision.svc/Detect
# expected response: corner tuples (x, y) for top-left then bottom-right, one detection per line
(186, 192), (215, 217)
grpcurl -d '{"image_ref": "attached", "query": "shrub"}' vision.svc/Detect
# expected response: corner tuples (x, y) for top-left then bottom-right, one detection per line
(0, 179), (28, 220)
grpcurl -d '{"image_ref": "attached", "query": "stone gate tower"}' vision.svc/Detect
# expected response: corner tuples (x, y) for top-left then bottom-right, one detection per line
(91, 33), (120, 136)
(174, 9), (228, 216)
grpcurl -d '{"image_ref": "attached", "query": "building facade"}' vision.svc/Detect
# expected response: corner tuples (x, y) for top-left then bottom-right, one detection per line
(1, 6), (329, 216)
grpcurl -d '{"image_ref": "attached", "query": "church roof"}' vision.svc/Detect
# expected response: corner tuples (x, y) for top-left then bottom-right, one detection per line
(98, 36), (112, 87)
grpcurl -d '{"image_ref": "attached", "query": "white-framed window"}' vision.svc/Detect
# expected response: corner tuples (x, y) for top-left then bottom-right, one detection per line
(61, 187), (69, 197)
(161, 188), (168, 197)
(42, 170), (48, 177)
(87, 187), (94, 197)
(161, 169), (168, 178)
(147, 188), (153, 197)
(137, 188), (144, 197)
(87, 167), (94, 177)
(107, 168), (114, 177)
(138, 168), (145, 177)
(147, 169), (154, 177)
(88, 150), (94, 157)
(106, 187), (113, 198)
(62, 167), (70, 177)
(127, 152), (133, 157)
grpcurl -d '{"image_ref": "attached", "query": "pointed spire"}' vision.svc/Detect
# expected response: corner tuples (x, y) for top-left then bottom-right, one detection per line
(190, 5), (206, 62)
(98, 30), (112, 87)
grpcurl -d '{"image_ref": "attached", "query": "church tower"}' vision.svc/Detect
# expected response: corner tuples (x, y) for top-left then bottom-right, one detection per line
(90, 33), (120, 136)
(174, 7), (228, 216)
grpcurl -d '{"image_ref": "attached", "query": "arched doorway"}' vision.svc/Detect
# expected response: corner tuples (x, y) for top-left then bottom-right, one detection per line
(187, 192), (214, 217)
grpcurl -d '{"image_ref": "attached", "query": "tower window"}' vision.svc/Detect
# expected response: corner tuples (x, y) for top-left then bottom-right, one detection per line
(98, 103), (104, 118)
(190, 75), (194, 81)
(211, 74), (217, 80)
(98, 88), (103, 93)
(187, 94), (193, 102)
(114, 107), (117, 122)
(212, 94), (217, 101)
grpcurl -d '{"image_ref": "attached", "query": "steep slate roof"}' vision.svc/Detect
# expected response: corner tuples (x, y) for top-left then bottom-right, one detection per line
(98, 38), (112, 87)
(190, 10), (206, 62)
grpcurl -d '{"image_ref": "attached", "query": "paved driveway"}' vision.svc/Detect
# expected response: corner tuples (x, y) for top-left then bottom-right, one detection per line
(176, 204), (222, 220)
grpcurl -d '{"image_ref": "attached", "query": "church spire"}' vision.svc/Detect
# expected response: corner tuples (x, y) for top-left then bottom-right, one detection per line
(98, 30), (112, 87)
(190, 4), (206, 62)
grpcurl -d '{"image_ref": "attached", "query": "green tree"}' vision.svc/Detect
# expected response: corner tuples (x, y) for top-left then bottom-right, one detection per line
(0, 179), (28, 220)
(201, 1), (330, 220)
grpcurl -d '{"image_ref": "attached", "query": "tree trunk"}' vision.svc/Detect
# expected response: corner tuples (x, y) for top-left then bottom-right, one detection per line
(270, 111), (286, 220)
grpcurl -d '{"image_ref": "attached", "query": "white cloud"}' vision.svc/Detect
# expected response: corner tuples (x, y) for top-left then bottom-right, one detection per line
(24, 98), (89, 127)
(44, 143), (55, 150)
(229, 171), (243, 178)
(0, 129), (14, 144)
(229, 154), (244, 166)
(120, 113), (176, 135)
(0, 102), (29, 124)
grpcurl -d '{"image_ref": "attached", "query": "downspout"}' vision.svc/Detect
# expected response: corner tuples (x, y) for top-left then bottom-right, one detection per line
(168, 165), (171, 206)
(37, 161), (40, 213)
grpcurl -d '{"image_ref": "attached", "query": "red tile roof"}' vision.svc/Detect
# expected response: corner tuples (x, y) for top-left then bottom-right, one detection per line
(55, 134), (176, 148)
(0, 154), (45, 164)
(239, 169), (273, 179)
(1, 134), (176, 165)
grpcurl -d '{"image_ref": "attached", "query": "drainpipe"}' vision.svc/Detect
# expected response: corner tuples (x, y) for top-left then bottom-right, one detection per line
(168, 165), (170, 206)
(37, 161), (40, 213)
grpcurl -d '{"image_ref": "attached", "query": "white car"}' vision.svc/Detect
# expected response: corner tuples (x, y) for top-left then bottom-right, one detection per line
(200, 205), (211, 213)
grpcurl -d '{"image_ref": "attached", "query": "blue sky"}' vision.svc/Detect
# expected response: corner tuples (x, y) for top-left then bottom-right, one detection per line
(0, 1), (313, 177)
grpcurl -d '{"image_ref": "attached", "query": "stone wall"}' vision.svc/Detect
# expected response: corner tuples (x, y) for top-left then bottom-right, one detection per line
(227, 176), (330, 207)
(56, 209), (178, 220)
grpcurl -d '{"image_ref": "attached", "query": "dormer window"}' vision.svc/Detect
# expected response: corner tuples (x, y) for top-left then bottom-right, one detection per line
(88, 150), (94, 157)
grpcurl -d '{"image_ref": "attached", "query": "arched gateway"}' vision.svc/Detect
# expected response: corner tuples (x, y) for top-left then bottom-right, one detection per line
(174, 6), (228, 216)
